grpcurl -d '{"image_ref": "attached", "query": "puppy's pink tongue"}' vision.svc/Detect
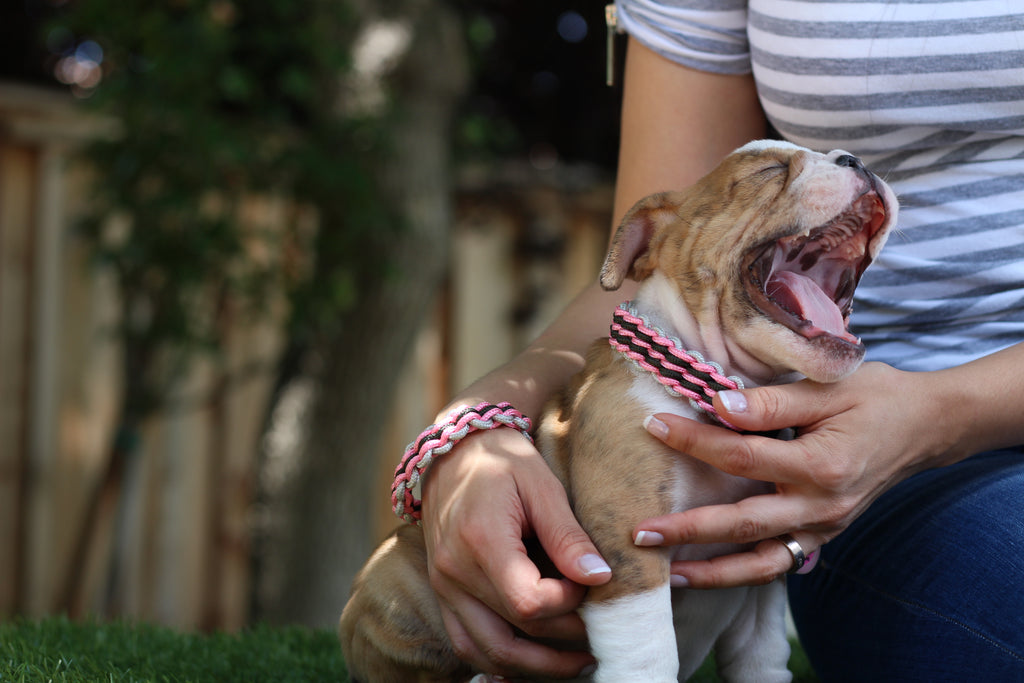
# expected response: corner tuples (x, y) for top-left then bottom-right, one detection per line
(768, 271), (849, 338)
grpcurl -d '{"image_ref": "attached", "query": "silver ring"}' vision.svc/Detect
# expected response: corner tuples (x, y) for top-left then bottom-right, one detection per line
(777, 533), (807, 574)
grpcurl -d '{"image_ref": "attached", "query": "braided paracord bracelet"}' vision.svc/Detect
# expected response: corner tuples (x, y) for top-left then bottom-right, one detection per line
(391, 402), (533, 524)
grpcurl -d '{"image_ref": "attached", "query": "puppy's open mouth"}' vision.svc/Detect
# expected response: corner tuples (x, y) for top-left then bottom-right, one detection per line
(744, 189), (888, 347)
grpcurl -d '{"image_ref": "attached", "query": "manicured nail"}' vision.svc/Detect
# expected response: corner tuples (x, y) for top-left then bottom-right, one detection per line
(579, 553), (612, 577)
(643, 415), (669, 439)
(796, 550), (820, 575)
(718, 390), (747, 414)
(670, 574), (689, 588)
(634, 530), (665, 546)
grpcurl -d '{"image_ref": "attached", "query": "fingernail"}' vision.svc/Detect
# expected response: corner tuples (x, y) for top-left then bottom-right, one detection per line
(643, 415), (669, 439)
(579, 663), (597, 676)
(634, 530), (665, 546)
(579, 553), (611, 577)
(670, 574), (689, 588)
(718, 390), (747, 414)
(796, 550), (820, 575)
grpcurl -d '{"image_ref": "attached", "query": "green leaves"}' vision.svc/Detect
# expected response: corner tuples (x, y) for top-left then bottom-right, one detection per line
(53, 0), (393, 406)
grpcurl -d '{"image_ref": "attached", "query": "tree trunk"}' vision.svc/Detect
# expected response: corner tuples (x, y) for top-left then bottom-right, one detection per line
(257, 0), (468, 627)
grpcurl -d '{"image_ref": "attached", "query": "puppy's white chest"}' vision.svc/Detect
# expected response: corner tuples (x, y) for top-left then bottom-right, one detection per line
(626, 366), (704, 426)
(627, 369), (769, 562)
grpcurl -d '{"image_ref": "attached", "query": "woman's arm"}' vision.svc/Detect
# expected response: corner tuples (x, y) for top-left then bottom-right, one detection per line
(418, 38), (767, 679)
(636, 342), (1024, 588)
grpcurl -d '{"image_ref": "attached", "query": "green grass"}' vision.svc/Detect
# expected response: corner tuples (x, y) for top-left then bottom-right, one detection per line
(0, 616), (817, 682)
(0, 616), (347, 682)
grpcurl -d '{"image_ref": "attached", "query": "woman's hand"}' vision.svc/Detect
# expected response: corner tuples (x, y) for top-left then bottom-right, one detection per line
(634, 362), (959, 588)
(420, 427), (611, 679)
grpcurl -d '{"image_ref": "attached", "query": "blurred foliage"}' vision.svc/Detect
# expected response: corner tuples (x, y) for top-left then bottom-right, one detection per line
(51, 0), (394, 411)
(29, 0), (622, 412)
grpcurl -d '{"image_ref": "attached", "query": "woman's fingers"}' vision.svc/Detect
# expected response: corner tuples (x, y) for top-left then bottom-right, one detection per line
(712, 379), (844, 432)
(634, 493), (830, 588)
(474, 543), (590, 637)
(420, 428), (601, 677)
(517, 457), (613, 586)
(439, 440), (607, 626)
(645, 412), (816, 485)
(438, 592), (595, 679)
(667, 533), (825, 589)
(634, 493), (809, 546)
(632, 364), (934, 588)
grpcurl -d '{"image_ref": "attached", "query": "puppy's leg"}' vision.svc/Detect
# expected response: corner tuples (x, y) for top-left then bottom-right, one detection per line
(713, 579), (792, 683)
(339, 524), (472, 683)
(573, 498), (678, 683)
(582, 581), (676, 682)
(671, 586), (748, 680)
(551, 378), (683, 681)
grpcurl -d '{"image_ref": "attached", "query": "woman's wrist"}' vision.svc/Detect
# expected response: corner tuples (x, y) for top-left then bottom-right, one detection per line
(393, 402), (533, 524)
(922, 342), (1024, 461)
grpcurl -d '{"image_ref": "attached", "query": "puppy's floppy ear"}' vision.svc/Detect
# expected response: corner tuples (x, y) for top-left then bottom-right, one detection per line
(599, 191), (684, 291)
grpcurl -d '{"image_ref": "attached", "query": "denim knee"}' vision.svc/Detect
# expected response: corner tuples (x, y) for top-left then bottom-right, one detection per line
(788, 449), (1024, 682)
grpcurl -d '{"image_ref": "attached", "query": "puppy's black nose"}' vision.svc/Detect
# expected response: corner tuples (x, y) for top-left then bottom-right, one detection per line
(835, 154), (865, 170)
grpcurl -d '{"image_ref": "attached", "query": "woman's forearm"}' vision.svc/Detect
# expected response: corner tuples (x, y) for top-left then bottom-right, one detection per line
(439, 39), (767, 423)
(437, 280), (637, 420)
(923, 341), (1024, 463)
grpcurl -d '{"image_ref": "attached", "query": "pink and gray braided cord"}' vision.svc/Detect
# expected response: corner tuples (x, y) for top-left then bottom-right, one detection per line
(392, 402), (532, 523)
(609, 302), (744, 430)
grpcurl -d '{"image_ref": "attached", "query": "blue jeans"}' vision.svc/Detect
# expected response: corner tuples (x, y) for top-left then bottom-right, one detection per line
(788, 448), (1024, 682)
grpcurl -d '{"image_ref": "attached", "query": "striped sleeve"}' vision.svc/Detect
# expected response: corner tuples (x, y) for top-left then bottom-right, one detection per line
(615, 0), (752, 75)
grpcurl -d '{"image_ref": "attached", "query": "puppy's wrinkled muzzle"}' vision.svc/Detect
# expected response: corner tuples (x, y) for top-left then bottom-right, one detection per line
(745, 187), (888, 346)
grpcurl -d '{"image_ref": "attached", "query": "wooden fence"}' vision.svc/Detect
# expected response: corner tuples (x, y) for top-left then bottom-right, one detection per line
(0, 81), (613, 630)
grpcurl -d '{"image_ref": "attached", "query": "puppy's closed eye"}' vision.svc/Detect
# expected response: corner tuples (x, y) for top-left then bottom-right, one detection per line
(752, 163), (789, 179)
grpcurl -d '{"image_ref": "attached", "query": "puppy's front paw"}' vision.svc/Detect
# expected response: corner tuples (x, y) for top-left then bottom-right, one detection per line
(582, 584), (679, 683)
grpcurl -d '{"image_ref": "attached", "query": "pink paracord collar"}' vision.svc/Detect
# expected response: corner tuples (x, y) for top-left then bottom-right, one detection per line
(609, 302), (745, 431)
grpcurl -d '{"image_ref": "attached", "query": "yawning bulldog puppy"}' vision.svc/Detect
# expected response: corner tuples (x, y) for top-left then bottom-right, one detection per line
(339, 140), (897, 682)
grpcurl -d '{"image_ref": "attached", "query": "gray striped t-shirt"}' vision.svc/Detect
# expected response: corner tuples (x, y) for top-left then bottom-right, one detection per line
(616, 0), (1024, 371)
